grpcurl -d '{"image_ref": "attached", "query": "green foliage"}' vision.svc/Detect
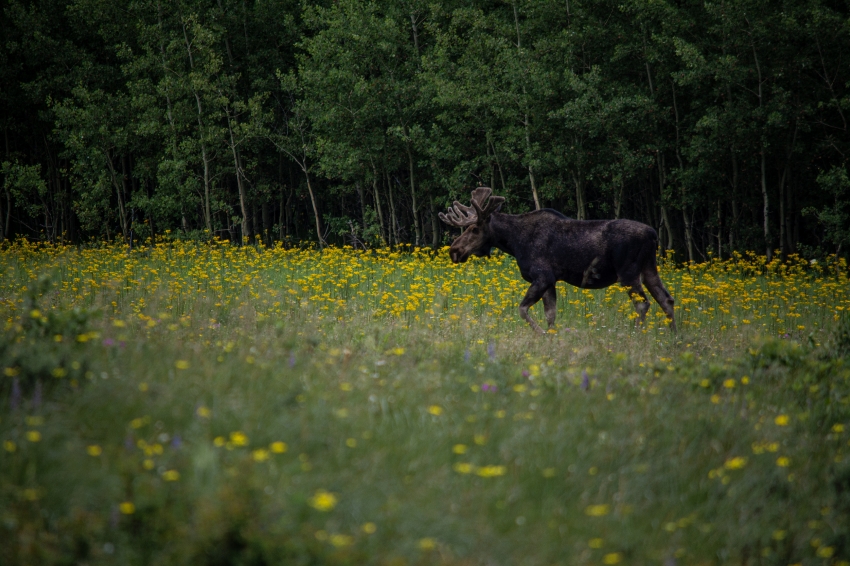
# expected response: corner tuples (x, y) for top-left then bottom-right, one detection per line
(0, 276), (94, 400)
(1, 0), (849, 257)
(806, 167), (850, 250)
(1, 161), (48, 222)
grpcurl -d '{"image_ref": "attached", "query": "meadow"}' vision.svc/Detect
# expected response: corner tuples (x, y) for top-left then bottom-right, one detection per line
(1, 239), (849, 565)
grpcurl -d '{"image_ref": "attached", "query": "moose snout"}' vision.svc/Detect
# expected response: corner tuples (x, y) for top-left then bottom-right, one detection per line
(449, 246), (466, 263)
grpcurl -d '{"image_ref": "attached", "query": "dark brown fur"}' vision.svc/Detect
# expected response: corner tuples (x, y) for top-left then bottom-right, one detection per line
(440, 188), (676, 333)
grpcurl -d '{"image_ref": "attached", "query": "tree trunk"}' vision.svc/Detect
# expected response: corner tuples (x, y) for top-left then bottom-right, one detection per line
(104, 150), (129, 241)
(201, 141), (212, 232)
(571, 170), (587, 220)
(682, 206), (695, 263)
(729, 151), (739, 253)
(779, 162), (787, 261)
(787, 180), (796, 253)
(181, 19), (213, 232)
(303, 168), (323, 247)
(524, 122), (540, 210)
(279, 184), (285, 242)
(656, 153), (673, 252)
(613, 181), (624, 219)
(386, 169), (399, 246)
(717, 200), (722, 260)
(1, 127), (8, 240)
(404, 138), (420, 245)
(262, 200), (270, 246)
(356, 181), (366, 231)
(670, 82), (692, 261)
(370, 161), (386, 245)
(513, 3), (540, 210)
(760, 149), (771, 261)
(751, 43), (771, 261)
(429, 193), (439, 248)
(488, 135), (508, 195)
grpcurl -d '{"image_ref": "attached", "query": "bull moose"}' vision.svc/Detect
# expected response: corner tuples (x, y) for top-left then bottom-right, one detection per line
(439, 187), (676, 333)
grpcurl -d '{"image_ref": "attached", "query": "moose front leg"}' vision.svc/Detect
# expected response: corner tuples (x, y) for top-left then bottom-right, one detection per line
(625, 280), (650, 326)
(542, 285), (557, 330)
(519, 280), (552, 334)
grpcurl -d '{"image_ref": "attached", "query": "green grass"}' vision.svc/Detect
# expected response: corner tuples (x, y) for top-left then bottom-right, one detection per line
(1, 243), (850, 565)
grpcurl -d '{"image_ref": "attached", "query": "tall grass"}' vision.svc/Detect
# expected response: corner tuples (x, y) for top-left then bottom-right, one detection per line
(1, 240), (849, 565)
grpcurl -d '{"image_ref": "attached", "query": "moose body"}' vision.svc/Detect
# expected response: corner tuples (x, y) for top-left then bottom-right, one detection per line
(440, 188), (676, 333)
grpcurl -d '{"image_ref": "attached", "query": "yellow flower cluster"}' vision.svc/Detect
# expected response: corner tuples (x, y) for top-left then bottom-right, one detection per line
(0, 241), (845, 339)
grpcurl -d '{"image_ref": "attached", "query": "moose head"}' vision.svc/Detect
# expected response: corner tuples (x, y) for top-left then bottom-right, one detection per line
(438, 187), (505, 263)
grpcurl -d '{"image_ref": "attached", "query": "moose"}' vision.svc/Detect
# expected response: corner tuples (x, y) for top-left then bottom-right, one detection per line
(439, 187), (676, 333)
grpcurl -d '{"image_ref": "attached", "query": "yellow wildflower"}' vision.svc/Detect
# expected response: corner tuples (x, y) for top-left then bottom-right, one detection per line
(310, 489), (337, 511)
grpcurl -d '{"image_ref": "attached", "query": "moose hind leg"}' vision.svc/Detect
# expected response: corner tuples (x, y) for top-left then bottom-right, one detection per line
(643, 267), (676, 331)
(519, 281), (550, 335)
(625, 280), (650, 326)
(542, 285), (557, 330)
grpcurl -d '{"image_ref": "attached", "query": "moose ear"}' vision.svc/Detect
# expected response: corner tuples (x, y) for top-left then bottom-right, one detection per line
(484, 195), (505, 216)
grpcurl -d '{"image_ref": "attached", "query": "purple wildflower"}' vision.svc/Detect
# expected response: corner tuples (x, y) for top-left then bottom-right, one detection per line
(10, 378), (21, 411)
(581, 370), (590, 392)
(464, 349), (471, 363)
(33, 380), (42, 409)
(171, 434), (182, 449)
(487, 341), (496, 360)
(103, 338), (115, 347)
(522, 370), (530, 378)
(288, 353), (296, 368)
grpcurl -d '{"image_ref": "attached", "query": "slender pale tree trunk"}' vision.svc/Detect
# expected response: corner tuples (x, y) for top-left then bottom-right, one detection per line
(572, 171), (586, 220)
(0, 127), (7, 240)
(429, 194), (438, 248)
(682, 207), (694, 263)
(760, 150), (771, 261)
(104, 151), (129, 240)
(224, 109), (250, 243)
(525, 128), (540, 210)
(656, 153), (673, 252)
(488, 136), (508, 194)
(779, 163), (787, 261)
(386, 169), (399, 246)
(513, 2), (540, 210)
(404, 137), (421, 245)
(717, 200), (723, 260)
(121, 155), (133, 239)
(302, 168), (322, 247)
(671, 81), (693, 262)
(779, 119), (798, 261)
(614, 181), (624, 219)
(751, 44), (771, 261)
(181, 20), (213, 232)
(369, 159), (386, 245)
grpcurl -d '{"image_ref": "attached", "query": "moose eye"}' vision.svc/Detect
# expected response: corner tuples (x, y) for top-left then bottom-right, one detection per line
(471, 227), (479, 234)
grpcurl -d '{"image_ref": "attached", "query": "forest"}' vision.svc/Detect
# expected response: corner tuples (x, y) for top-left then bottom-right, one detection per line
(1, 0), (849, 261)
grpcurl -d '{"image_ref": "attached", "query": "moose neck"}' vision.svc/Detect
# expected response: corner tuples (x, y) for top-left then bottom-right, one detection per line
(488, 213), (520, 257)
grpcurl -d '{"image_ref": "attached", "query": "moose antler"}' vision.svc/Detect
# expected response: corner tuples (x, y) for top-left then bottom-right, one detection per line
(438, 187), (505, 228)
(439, 201), (478, 227)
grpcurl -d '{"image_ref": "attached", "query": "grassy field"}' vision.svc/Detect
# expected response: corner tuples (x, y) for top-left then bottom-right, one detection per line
(1, 240), (849, 565)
